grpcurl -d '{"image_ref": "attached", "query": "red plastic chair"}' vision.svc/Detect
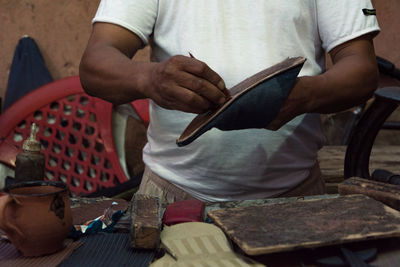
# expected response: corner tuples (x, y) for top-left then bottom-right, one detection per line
(131, 99), (150, 127)
(0, 76), (149, 196)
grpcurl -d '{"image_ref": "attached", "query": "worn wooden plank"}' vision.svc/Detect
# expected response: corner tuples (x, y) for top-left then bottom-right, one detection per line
(339, 177), (400, 211)
(208, 194), (400, 256)
(130, 194), (162, 249)
(204, 194), (339, 219)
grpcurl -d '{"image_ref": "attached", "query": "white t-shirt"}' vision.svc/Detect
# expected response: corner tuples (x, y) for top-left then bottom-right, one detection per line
(93, 0), (380, 201)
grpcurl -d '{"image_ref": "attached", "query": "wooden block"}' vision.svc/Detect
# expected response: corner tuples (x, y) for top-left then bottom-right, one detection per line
(207, 194), (400, 255)
(338, 177), (400, 211)
(130, 194), (162, 249)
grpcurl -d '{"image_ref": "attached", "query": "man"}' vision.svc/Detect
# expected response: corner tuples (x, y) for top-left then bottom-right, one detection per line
(80, 0), (380, 203)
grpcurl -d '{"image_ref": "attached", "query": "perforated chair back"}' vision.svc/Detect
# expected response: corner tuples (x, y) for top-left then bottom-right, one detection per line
(0, 76), (147, 196)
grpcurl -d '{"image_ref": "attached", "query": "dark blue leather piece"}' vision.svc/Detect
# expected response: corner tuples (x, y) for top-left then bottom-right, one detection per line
(211, 65), (302, 131)
(177, 60), (304, 146)
(375, 87), (400, 103)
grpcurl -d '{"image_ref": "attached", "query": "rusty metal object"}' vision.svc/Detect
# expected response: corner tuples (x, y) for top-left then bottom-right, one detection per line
(344, 87), (400, 179)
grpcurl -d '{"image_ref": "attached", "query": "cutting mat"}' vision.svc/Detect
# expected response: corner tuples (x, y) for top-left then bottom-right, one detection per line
(208, 194), (400, 255)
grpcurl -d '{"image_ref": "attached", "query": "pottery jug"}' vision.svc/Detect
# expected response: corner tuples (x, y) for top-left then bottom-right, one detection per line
(0, 181), (72, 257)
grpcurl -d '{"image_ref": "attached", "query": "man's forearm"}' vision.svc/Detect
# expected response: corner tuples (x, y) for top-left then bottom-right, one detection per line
(79, 43), (155, 105)
(267, 35), (378, 130)
(80, 43), (227, 113)
(307, 35), (379, 114)
(299, 54), (378, 115)
(81, 22), (228, 113)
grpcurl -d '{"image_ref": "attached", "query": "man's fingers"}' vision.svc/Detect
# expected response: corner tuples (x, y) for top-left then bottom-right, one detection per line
(151, 55), (229, 113)
(175, 72), (227, 106)
(178, 56), (227, 93)
(161, 85), (213, 114)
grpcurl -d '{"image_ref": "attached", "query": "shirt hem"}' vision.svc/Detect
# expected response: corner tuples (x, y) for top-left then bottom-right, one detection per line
(142, 160), (308, 202)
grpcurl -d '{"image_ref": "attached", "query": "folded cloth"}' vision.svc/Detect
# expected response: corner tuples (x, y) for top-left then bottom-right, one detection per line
(151, 222), (265, 267)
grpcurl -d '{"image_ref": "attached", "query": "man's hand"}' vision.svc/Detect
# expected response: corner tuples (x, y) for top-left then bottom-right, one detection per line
(146, 55), (228, 114)
(80, 23), (228, 114)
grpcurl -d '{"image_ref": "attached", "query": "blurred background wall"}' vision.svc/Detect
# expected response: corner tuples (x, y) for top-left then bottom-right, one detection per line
(0, 0), (399, 109)
(0, 0), (148, 107)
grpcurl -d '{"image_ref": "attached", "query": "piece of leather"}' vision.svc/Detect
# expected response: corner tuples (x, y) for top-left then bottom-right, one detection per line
(162, 199), (205, 226)
(177, 57), (306, 146)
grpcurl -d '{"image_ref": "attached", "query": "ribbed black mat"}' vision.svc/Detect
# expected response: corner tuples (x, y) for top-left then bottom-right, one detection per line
(60, 233), (155, 267)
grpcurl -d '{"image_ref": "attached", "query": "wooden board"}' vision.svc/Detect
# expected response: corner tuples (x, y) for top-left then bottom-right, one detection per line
(208, 194), (400, 256)
(204, 194), (339, 218)
(339, 177), (400, 211)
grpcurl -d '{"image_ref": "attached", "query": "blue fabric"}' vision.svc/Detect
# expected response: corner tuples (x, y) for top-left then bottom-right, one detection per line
(4, 36), (53, 110)
(67, 210), (124, 239)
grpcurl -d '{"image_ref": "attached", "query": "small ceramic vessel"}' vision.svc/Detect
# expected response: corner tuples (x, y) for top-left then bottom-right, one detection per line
(0, 181), (72, 257)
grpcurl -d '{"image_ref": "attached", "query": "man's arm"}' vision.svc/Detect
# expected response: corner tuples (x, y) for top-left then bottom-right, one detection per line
(267, 34), (379, 130)
(79, 23), (228, 114)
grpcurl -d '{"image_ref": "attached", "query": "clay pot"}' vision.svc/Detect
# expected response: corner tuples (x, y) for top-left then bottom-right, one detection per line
(0, 181), (72, 257)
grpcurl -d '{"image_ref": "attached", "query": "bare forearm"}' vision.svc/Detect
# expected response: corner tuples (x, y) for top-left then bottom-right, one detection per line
(300, 54), (378, 114)
(307, 35), (379, 114)
(80, 31), (227, 114)
(80, 22), (227, 112)
(79, 43), (155, 105)
(267, 35), (378, 130)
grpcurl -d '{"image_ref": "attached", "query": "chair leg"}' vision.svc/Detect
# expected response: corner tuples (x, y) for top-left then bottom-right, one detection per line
(344, 87), (400, 179)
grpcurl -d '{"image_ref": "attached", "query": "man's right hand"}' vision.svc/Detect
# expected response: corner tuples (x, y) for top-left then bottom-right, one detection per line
(80, 22), (228, 114)
(146, 55), (228, 114)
